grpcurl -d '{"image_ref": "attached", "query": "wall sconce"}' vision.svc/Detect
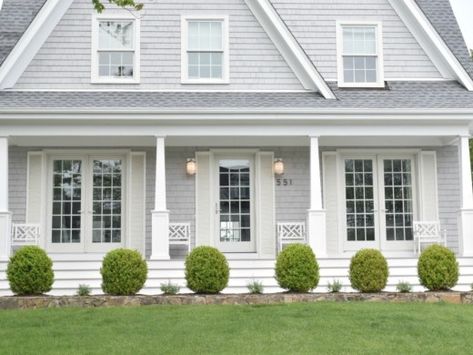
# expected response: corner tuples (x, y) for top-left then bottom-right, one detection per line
(186, 158), (197, 176)
(274, 158), (284, 176)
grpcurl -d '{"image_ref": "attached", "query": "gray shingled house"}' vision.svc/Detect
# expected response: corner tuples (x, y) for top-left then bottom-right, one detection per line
(0, 0), (472, 295)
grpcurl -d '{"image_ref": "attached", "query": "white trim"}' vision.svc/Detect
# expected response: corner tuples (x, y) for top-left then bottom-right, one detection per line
(0, 0), (4, 11)
(244, 0), (335, 99)
(181, 15), (230, 85)
(387, 0), (473, 91)
(336, 21), (385, 88)
(91, 12), (141, 84)
(0, 0), (74, 89)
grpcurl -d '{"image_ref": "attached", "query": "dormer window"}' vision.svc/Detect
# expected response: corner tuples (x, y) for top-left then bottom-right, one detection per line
(181, 16), (229, 84)
(337, 22), (384, 88)
(91, 14), (140, 84)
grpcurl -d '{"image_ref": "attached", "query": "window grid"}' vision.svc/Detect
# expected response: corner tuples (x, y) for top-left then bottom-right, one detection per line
(52, 160), (82, 244)
(345, 159), (375, 242)
(384, 159), (414, 241)
(219, 160), (251, 243)
(92, 160), (122, 244)
(97, 20), (135, 78)
(187, 20), (224, 80)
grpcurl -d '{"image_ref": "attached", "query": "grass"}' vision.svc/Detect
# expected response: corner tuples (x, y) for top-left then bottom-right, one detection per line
(0, 302), (472, 354)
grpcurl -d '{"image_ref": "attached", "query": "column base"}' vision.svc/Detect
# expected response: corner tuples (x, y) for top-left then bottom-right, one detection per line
(307, 209), (327, 258)
(0, 212), (12, 260)
(150, 210), (170, 260)
(459, 208), (473, 256)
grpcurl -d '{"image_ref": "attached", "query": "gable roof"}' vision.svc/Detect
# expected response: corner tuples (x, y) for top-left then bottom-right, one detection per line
(0, 0), (47, 65)
(415, 0), (473, 81)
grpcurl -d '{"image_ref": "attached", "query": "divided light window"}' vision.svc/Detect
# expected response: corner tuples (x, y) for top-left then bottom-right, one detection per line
(92, 15), (140, 83)
(337, 23), (384, 88)
(182, 16), (229, 84)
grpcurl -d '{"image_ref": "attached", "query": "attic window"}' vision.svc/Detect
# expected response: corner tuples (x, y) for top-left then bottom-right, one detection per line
(91, 14), (140, 84)
(181, 16), (229, 84)
(337, 22), (384, 88)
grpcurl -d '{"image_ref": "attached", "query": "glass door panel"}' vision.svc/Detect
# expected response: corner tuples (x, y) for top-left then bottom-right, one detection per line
(91, 159), (123, 246)
(215, 157), (255, 253)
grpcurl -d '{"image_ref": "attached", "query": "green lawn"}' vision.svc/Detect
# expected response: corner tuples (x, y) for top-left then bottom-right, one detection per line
(0, 302), (472, 354)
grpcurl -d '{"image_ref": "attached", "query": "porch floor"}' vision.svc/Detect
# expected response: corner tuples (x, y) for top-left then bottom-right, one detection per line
(1, 256), (472, 296)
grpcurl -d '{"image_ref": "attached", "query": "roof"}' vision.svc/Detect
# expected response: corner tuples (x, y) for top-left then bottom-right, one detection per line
(1, 81), (473, 111)
(0, 0), (47, 65)
(415, 0), (473, 81)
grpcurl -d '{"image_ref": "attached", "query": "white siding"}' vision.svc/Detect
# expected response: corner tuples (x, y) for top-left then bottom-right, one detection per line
(14, 0), (303, 90)
(271, 0), (442, 80)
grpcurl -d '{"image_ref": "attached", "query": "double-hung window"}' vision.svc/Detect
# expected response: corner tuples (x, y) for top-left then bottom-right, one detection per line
(337, 22), (384, 87)
(92, 14), (140, 84)
(182, 16), (229, 84)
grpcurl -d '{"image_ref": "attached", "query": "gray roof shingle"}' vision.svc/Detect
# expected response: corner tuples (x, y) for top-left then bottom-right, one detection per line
(0, 0), (47, 65)
(415, 0), (473, 81)
(1, 81), (472, 110)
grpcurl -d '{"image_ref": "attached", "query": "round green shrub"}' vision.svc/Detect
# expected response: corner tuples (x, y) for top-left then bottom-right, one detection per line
(101, 249), (148, 295)
(418, 245), (458, 291)
(185, 246), (229, 294)
(7, 246), (54, 295)
(349, 249), (388, 293)
(275, 244), (319, 293)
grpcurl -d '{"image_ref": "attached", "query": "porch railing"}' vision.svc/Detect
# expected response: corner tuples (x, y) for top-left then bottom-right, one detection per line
(11, 224), (40, 247)
(277, 222), (306, 252)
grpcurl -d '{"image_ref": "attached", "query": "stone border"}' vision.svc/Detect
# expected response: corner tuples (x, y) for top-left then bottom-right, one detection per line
(0, 292), (472, 309)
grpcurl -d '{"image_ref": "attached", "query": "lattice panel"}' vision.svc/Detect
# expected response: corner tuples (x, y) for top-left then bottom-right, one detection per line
(277, 223), (306, 240)
(12, 224), (40, 245)
(169, 223), (191, 241)
(413, 222), (441, 238)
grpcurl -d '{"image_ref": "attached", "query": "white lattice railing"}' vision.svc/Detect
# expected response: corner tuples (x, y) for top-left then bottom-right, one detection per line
(169, 223), (191, 252)
(413, 221), (447, 255)
(11, 224), (41, 246)
(277, 222), (306, 252)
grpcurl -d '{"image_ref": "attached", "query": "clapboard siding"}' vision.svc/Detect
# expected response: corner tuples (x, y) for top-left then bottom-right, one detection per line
(271, 0), (442, 80)
(14, 0), (303, 90)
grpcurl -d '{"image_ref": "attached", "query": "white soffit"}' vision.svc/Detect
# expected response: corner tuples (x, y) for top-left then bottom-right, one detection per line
(244, 0), (336, 99)
(0, 0), (74, 89)
(388, 0), (473, 91)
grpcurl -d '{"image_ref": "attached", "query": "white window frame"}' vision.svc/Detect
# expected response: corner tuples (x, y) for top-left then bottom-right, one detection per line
(91, 13), (141, 84)
(336, 21), (384, 88)
(181, 15), (230, 85)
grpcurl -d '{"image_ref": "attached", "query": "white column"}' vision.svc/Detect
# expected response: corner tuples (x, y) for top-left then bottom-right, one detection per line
(458, 135), (473, 256)
(150, 136), (170, 260)
(307, 136), (327, 257)
(0, 137), (11, 260)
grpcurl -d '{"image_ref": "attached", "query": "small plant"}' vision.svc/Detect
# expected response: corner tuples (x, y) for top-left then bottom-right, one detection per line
(349, 249), (389, 293)
(247, 280), (264, 294)
(77, 284), (91, 296)
(160, 281), (180, 295)
(101, 249), (148, 296)
(418, 245), (458, 291)
(185, 246), (229, 294)
(7, 246), (54, 295)
(275, 244), (319, 293)
(396, 281), (412, 293)
(327, 280), (342, 293)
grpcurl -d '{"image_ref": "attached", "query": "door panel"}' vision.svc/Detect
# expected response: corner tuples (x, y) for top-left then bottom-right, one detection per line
(215, 156), (255, 253)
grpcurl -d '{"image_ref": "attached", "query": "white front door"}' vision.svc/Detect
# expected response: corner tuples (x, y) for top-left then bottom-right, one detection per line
(341, 154), (416, 253)
(214, 155), (256, 253)
(47, 154), (126, 253)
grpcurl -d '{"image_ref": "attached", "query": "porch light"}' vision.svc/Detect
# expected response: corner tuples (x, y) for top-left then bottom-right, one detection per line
(274, 158), (284, 176)
(186, 158), (197, 176)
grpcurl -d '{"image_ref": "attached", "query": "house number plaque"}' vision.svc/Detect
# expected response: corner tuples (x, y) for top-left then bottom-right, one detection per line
(275, 178), (293, 186)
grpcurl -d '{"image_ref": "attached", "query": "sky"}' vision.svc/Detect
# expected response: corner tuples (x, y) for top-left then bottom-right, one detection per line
(450, 0), (473, 50)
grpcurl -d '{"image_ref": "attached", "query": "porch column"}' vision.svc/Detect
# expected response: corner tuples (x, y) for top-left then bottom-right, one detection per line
(150, 136), (170, 260)
(458, 135), (473, 256)
(0, 137), (11, 260)
(307, 136), (327, 257)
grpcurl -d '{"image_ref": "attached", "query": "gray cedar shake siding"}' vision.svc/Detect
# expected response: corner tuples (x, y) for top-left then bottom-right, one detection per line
(8, 146), (462, 256)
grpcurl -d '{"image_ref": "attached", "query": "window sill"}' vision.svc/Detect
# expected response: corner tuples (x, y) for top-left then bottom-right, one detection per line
(337, 82), (386, 89)
(181, 79), (230, 85)
(91, 78), (141, 85)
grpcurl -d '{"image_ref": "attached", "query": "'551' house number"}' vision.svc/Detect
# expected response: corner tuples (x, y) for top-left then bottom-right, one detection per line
(275, 178), (293, 186)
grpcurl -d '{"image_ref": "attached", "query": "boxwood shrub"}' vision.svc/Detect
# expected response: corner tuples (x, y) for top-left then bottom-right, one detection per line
(7, 246), (54, 295)
(101, 249), (148, 296)
(275, 244), (319, 293)
(349, 249), (388, 293)
(418, 245), (458, 291)
(185, 246), (229, 294)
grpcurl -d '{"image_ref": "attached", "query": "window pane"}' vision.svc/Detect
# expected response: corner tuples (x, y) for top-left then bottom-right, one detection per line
(98, 52), (134, 78)
(99, 21), (134, 50)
